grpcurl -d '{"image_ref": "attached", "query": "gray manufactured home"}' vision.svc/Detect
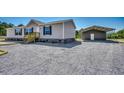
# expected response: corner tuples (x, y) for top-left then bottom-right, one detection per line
(6, 19), (76, 43)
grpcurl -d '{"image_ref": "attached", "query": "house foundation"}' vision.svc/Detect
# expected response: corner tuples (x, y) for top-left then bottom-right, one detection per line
(6, 38), (75, 43)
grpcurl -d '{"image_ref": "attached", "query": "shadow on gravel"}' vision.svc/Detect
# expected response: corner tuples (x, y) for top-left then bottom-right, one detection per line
(34, 41), (82, 48)
(3, 40), (82, 48)
(83, 40), (119, 43)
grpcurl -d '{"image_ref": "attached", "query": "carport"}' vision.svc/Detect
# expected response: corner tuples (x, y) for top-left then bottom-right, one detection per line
(81, 25), (115, 40)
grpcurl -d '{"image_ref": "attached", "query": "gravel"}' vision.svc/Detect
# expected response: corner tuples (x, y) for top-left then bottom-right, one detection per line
(0, 41), (124, 75)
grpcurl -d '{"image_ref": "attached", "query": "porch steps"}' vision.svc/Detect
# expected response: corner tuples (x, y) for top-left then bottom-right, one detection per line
(24, 32), (40, 43)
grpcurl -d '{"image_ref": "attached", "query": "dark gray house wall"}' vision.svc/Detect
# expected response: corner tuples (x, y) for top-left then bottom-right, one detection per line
(82, 30), (106, 40)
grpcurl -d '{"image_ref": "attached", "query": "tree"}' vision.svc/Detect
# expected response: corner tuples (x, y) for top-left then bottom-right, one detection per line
(18, 24), (24, 27)
(107, 29), (124, 39)
(0, 26), (5, 36)
(117, 29), (124, 38)
(75, 30), (81, 39)
(0, 22), (15, 36)
(9, 23), (14, 27)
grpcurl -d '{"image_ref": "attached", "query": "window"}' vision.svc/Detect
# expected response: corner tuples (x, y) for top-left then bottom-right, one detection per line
(19, 29), (22, 35)
(24, 27), (33, 35)
(24, 28), (28, 35)
(28, 28), (33, 33)
(43, 26), (52, 35)
(15, 28), (22, 35)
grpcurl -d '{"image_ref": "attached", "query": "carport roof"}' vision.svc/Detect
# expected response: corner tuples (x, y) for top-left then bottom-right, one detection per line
(82, 25), (115, 32)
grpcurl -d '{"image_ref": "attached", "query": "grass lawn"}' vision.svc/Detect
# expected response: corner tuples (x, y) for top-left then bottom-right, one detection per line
(108, 39), (124, 43)
(0, 36), (16, 46)
(0, 49), (8, 56)
(0, 39), (5, 41)
(0, 42), (16, 46)
(0, 36), (6, 41)
(75, 38), (82, 41)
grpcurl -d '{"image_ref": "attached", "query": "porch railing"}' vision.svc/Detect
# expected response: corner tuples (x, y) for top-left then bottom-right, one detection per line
(24, 32), (40, 43)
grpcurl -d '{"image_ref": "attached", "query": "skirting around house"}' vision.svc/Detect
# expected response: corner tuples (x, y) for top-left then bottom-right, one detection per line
(39, 38), (75, 43)
(6, 38), (75, 43)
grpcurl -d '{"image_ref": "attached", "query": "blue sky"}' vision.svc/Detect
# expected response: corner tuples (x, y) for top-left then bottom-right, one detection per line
(0, 17), (124, 31)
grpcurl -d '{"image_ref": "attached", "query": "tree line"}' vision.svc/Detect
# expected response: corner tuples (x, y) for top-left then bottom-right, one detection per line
(107, 29), (124, 39)
(0, 21), (24, 36)
(0, 21), (15, 36)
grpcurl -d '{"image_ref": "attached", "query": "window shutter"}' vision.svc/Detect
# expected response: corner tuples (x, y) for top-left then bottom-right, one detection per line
(24, 28), (26, 35)
(43, 26), (45, 35)
(15, 29), (17, 35)
(32, 27), (33, 33)
(20, 28), (22, 35)
(50, 26), (52, 35)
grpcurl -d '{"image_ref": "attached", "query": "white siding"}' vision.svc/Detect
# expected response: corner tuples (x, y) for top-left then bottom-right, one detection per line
(40, 23), (63, 39)
(6, 21), (75, 39)
(7, 28), (24, 38)
(64, 21), (75, 39)
(6, 26), (40, 38)
(33, 26), (40, 32)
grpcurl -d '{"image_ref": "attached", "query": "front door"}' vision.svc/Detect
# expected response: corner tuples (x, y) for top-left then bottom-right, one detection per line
(90, 33), (94, 40)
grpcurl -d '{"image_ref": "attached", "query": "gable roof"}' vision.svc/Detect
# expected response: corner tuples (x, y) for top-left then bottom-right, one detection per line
(82, 25), (115, 32)
(27, 19), (76, 29)
(26, 19), (45, 26)
(46, 19), (76, 28)
(6, 26), (26, 29)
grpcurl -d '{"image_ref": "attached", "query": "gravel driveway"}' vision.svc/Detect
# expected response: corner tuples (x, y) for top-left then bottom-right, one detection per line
(0, 41), (124, 75)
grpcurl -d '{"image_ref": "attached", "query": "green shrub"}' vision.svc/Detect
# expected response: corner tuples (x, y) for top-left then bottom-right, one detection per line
(107, 29), (124, 39)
